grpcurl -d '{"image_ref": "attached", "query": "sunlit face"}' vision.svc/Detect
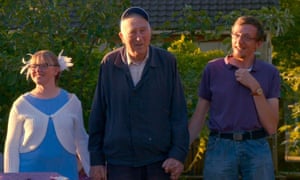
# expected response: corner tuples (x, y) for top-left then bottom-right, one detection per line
(231, 24), (262, 61)
(29, 58), (59, 86)
(119, 15), (151, 62)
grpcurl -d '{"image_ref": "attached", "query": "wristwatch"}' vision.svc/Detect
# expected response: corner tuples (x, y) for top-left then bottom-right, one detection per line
(251, 87), (263, 96)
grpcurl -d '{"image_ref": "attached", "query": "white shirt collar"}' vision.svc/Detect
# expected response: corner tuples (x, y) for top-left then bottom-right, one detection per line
(126, 48), (149, 65)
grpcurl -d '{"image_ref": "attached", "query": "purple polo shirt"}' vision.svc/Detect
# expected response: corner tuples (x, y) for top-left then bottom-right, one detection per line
(199, 56), (280, 132)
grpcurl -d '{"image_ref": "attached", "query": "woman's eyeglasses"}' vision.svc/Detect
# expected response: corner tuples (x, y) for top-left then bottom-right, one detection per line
(28, 63), (58, 70)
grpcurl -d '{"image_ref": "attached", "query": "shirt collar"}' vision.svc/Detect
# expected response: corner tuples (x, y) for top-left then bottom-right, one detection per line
(126, 48), (149, 65)
(224, 54), (237, 70)
(224, 54), (257, 72)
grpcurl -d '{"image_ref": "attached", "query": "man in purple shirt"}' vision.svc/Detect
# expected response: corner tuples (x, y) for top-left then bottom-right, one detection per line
(189, 16), (280, 180)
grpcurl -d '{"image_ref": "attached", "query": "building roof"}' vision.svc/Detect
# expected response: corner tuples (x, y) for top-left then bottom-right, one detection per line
(130, 0), (280, 30)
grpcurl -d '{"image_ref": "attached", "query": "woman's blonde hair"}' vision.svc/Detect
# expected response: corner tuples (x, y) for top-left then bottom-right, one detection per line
(30, 50), (61, 82)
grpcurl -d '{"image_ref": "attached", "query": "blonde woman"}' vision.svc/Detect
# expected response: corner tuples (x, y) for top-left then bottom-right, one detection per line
(4, 50), (90, 179)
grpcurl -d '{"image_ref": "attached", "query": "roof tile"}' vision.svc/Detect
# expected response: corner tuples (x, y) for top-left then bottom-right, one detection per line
(130, 0), (279, 29)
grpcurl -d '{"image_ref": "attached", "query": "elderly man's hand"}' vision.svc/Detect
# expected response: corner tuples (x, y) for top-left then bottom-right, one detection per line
(162, 158), (184, 180)
(89, 165), (106, 180)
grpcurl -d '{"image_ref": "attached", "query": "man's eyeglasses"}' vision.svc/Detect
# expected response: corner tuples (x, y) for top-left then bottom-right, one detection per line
(28, 63), (58, 70)
(231, 33), (257, 42)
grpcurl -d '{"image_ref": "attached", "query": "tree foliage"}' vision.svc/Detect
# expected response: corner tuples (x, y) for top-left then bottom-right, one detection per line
(0, 0), (130, 149)
(168, 34), (224, 174)
(161, 5), (294, 42)
(274, 0), (300, 162)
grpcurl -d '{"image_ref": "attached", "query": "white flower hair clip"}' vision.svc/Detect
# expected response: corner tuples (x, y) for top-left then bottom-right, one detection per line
(20, 50), (73, 80)
(20, 54), (33, 80)
(58, 49), (73, 71)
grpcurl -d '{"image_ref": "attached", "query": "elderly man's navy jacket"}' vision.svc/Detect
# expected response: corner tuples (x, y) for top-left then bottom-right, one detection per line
(88, 46), (189, 167)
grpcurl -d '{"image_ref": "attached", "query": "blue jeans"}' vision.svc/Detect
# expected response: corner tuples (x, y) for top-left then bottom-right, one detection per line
(203, 136), (275, 180)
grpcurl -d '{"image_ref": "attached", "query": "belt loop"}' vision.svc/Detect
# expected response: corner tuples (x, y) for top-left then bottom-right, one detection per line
(249, 131), (253, 139)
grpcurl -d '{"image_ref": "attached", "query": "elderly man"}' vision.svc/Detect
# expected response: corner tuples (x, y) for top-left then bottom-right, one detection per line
(88, 7), (189, 180)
